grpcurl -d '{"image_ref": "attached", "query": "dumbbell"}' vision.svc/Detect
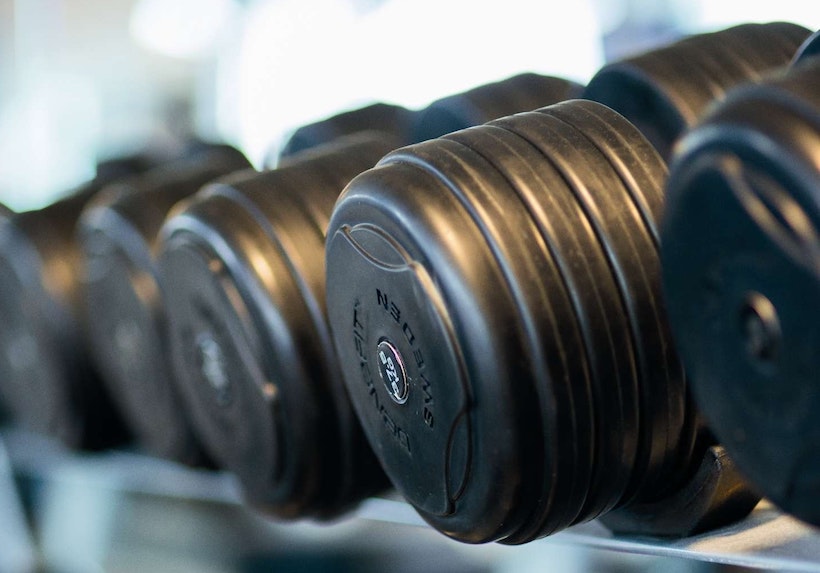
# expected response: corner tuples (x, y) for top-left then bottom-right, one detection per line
(0, 159), (149, 427)
(411, 72), (584, 142)
(278, 103), (416, 162)
(325, 99), (760, 544)
(583, 22), (811, 160)
(0, 176), (137, 449)
(793, 29), (820, 65)
(661, 57), (820, 526)
(77, 145), (251, 464)
(157, 133), (396, 519)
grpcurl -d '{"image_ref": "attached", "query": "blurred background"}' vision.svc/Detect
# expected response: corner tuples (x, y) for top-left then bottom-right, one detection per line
(0, 0), (816, 211)
(0, 1), (818, 571)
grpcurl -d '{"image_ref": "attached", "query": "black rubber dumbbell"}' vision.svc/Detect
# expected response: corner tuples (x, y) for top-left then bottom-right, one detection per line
(0, 162), (148, 426)
(583, 22), (811, 160)
(277, 103), (416, 163)
(411, 72), (584, 142)
(325, 99), (758, 544)
(0, 145), (228, 450)
(0, 175), (138, 449)
(77, 145), (251, 464)
(661, 57), (820, 527)
(157, 133), (397, 519)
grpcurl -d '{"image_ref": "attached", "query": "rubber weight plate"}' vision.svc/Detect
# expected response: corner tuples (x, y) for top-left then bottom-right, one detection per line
(0, 182), (132, 449)
(661, 59), (820, 526)
(412, 73), (583, 142)
(583, 22), (811, 160)
(158, 133), (396, 519)
(78, 145), (251, 464)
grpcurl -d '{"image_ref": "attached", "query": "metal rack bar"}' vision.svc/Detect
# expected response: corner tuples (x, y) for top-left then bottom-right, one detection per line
(3, 429), (819, 572)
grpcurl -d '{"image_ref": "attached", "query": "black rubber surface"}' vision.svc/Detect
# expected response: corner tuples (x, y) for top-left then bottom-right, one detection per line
(412, 73), (584, 142)
(326, 99), (694, 544)
(78, 145), (251, 463)
(277, 103), (415, 163)
(583, 22), (811, 160)
(158, 133), (397, 519)
(0, 181), (132, 449)
(662, 60), (820, 526)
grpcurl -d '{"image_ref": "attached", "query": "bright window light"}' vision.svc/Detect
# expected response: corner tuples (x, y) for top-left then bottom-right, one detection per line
(228, 0), (604, 164)
(130, 0), (241, 60)
(685, 0), (818, 32)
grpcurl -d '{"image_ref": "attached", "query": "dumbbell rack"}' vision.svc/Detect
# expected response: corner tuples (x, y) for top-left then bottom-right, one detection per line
(1, 428), (818, 572)
(0, 22), (817, 572)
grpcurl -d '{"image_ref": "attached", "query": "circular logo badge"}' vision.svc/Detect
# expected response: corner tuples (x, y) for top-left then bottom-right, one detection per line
(377, 338), (409, 404)
(195, 331), (232, 406)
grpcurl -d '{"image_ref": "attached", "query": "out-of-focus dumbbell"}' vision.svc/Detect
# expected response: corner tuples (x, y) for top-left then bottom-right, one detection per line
(411, 72), (584, 142)
(0, 168), (145, 449)
(77, 145), (251, 464)
(157, 133), (397, 519)
(277, 103), (416, 163)
(583, 22), (811, 160)
(276, 73), (583, 167)
(661, 56), (820, 527)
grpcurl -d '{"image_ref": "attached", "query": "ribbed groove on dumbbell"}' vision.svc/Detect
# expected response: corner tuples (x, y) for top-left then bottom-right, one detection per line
(444, 122), (632, 524)
(0, 176), (143, 449)
(496, 110), (685, 504)
(537, 101), (666, 245)
(531, 106), (690, 501)
(442, 123), (639, 536)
